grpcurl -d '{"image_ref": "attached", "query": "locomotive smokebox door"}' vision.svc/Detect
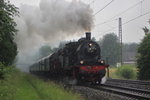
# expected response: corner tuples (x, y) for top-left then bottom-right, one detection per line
(86, 32), (91, 40)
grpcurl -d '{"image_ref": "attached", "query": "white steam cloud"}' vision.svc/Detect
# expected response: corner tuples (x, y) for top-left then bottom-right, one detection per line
(15, 0), (94, 71)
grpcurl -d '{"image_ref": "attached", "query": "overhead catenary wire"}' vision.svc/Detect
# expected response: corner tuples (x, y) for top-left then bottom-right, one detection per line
(94, 0), (114, 16)
(95, 0), (145, 27)
(123, 10), (150, 25)
(95, 19), (117, 26)
(108, 0), (145, 22)
(100, 10), (150, 34)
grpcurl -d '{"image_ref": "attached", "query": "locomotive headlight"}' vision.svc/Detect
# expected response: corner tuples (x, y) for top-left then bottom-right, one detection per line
(80, 60), (84, 64)
(89, 43), (92, 46)
(100, 60), (105, 64)
(98, 59), (105, 64)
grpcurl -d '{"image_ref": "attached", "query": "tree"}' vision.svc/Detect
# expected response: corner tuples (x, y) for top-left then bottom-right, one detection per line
(122, 43), (138, 62)
(39, 45), (53, 59)
(137, 33), (150, 80)
(91, 37), (96, 41)
(142, 27), (149, 35)
(58, 41), (67, 49)
(0, 0), (18, 65)
(99, 33), (120, 66)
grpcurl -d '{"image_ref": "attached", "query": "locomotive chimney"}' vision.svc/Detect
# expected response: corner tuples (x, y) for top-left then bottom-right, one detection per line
(85, 32), (91, 40)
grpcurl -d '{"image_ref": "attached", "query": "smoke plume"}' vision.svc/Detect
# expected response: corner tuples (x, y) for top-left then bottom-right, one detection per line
(15, 0), (94, 71)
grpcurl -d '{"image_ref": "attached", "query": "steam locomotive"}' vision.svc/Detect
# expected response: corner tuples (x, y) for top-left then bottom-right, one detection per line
(30, 32), (109, 84)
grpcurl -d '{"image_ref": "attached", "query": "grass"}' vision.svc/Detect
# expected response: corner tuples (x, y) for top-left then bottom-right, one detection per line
(107, 65), (137, 80)
(108, 67), (120, 79)
(0, 67), (83, 100)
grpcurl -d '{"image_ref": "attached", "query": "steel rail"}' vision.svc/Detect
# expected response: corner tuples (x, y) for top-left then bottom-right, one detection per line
(107, 78), (150, 86)
(90, 84), (150, 100)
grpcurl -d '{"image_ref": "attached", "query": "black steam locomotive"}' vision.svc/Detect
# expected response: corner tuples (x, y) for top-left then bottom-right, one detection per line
(30, 32), (109, 84)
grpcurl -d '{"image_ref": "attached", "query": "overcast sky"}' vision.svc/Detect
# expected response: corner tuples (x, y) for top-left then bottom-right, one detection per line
(10, 0), (150, 43)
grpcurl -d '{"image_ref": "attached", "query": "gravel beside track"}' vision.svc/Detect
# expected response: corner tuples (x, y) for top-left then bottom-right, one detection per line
(71, 86), (137, 100)
(70, 78), (150, 100)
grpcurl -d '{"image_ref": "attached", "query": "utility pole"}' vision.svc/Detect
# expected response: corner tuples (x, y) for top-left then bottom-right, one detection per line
(118, 17), (123, 66)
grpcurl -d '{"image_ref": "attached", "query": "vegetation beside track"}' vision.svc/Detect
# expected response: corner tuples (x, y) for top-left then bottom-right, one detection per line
(108, 65), (137, 79)
(0, 66), (83, 100)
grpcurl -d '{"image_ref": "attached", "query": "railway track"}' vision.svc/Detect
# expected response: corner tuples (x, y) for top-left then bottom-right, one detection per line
(61, 78), (150, 100)
(85, 78), (150, 100)
(38, 75), (150, 100)
(106, 78), (150, 90)
(93, 84), (150, 100)
(107, 78), (150, 86)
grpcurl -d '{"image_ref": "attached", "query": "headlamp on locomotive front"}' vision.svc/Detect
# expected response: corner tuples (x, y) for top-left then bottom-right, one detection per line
(101, 60), (105, 64)
(80, 60), (84, 64)
(98, 59), (105, 64)
(89, 43), (92, 47)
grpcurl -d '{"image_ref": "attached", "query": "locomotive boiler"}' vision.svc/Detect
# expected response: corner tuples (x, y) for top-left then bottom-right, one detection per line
(30, 32), (109, 84)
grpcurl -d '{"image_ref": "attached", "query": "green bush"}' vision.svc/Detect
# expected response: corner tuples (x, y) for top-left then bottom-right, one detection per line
(0, 64), (17, 100)
(0, 62), (8, 79)
(0, 63), (4, 79)
(116, 65), (137, 79)
(0, 62), (16, 79)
